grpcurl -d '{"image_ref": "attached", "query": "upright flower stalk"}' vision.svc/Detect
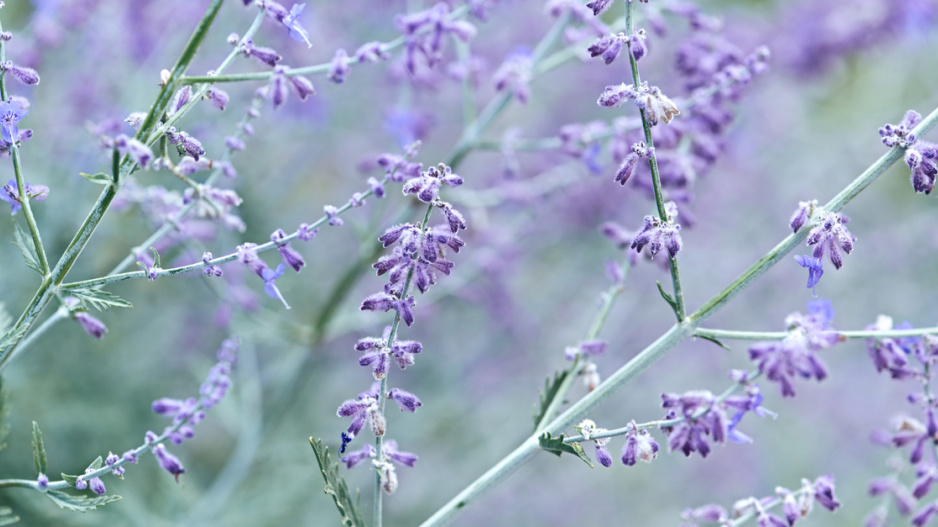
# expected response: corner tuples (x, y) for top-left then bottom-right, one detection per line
(622, 0), (686, 320)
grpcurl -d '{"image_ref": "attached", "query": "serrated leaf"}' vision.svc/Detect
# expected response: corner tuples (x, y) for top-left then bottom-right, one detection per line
(697, 335), (732, 352)
(538, 433), (593, 468)
(66, 288), (132, 312)
(11, 222), (41, 275)
(31, 422), (46, 476)
(532, 370), (568, 432)
(78, 172), (112, 186)
(44, 490), (121, 512)
(85, 456), (103, 472)
(0, 326), (27, 359)
(309, 437), (367, 527)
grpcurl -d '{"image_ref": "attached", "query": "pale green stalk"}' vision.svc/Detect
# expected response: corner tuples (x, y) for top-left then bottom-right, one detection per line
(624, 1), (685, 320)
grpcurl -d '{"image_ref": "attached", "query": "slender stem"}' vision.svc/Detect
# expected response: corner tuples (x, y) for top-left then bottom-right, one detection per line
(624, 1), (685, 320)
(420, 102), (938, 526)
(696, 326), (938, 341)
(180, 5), (471, 85)
(692, 106), (938, 322)
(373, 201), (435, 527)
(445, 13), (571, 168)
(563, 370), (761, 444)
(535, 261), (630, 432)
(0, 14), (50, 276)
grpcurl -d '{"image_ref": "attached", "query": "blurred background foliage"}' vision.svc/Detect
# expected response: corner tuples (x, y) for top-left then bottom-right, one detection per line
(0, 0), (936, 525)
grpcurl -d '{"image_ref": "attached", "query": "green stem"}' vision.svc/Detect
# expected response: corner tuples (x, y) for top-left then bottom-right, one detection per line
(180, 5), (471, 85)
(446, 13), (571, 168)
(0, 15), (50, 276)
(624, 1), (685, 320)
(535, 261), (630, 432)
(373, 201), (435, 527)
(563, 369), (761, 444)
(696, 326), (938, 341)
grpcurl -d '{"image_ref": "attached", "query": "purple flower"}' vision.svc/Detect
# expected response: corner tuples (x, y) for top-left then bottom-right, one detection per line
(37, 473), (48, 490)
(865, 316), (919, 377)
(168, 86), (192, 117)
(354, 41), (390, 63)
(492, 50), (533, 104)
(206, 87), (229, 110)
(595, 443), (613, 467)
(0, 61), (39, 85)
(628, 29), (648, 61)
(804, 211), (855, 270)
(0, 99), (27, 144)
(403, 164), (463, 203)
(74, 311), (108, 339)
(328, 48), (351, 83)
(387, 387), (422, 413)
(585, 0), (613, 16)
(789, 199), (817, 233)
(660, 391), (726, 458)
(812, 475), (841, 511)
(748, 300), (841, 397)
(588, 33), (626, 65)
(271, 228), (305, 272)
(382, 439), (418, 468)
(237, 244), (290, 308)
(341, 444), (375, 468)
(337, 382), (382, 452)
(106, 452), (125, 477)
(905, 141), (938, 194)
(225, 136), (245, 151)
(723, 385), (777, 443)
(240, 38), (282, 67)
(88, 476), (106, 495)
(262, 263), (290, 309)
(914, 503), (938, 527)
(282, 3), (312, 47)
(621, 428), (659, 465)
(879, 110), (921, 148)
(202, 252), (223, 277)
(114, 135), (154, 168)
(153, 444), (185, 482)
(297, 223), (319, 241)
(631, 201), (683, 259)
(614, 141), (654, 185)
(794, 255), (824, 296)
(324, 204), (343, 226)
(165, 128), (205, 161)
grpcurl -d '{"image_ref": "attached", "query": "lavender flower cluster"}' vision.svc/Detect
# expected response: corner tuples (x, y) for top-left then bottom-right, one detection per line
(0, 0), (935, 526)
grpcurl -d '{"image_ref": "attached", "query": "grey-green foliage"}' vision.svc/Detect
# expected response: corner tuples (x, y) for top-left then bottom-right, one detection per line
(309, 437), (367, 527)
(31, 421), (46, 476)
(44, 491), (121, 513)
(65, 288), (133, 312)
(11, 222), (41, 275)
(532, 370), (568, 431)
(538, 432), (593, 468)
